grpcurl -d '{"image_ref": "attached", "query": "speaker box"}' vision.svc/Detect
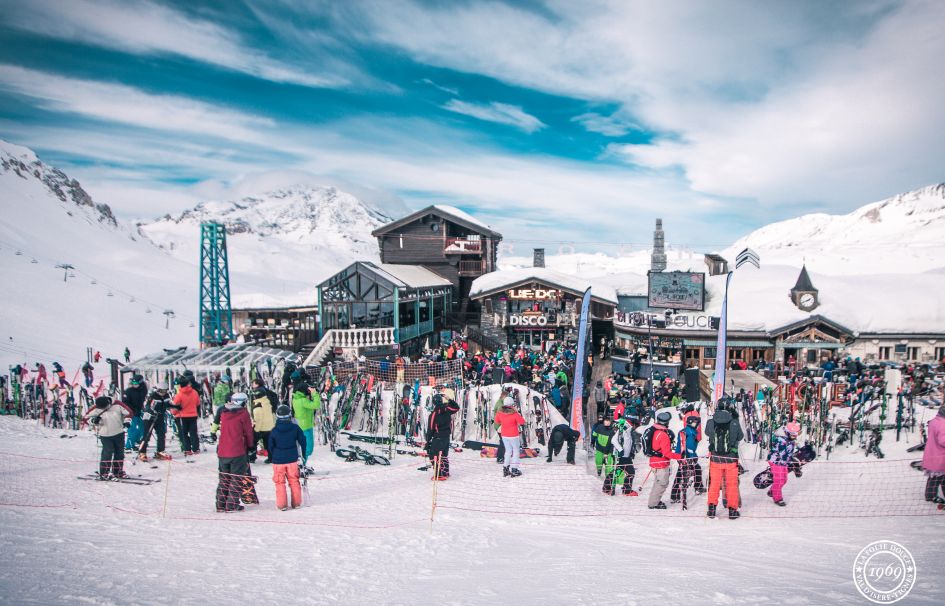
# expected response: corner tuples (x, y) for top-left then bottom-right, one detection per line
(684, 368), (701, 402)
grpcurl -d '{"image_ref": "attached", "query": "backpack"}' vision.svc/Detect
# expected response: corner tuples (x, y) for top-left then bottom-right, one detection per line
(641, 426), (674, 457)
(709, 421), (734, 455)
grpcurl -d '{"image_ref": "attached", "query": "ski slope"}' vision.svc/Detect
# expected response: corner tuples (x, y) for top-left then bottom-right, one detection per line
(0, 399), (942, 605)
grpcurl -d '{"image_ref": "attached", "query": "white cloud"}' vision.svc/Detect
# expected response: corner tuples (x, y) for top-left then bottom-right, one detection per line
(0, 65), (274, 143)
(0, 0), (345, 88)
(320, 0), (945, 209)
(572, 112), (637, 137)
(418, 78), (459, 95)
(442, 100), (545, 133)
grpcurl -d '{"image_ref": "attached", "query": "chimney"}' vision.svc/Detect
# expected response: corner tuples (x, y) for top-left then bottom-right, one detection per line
(533, 248), (545, 268)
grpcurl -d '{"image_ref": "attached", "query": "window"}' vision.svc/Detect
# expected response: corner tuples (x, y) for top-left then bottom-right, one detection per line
(907, 346), (919, 361)
(752, 349), (767, 361)
(703, 347), (717, 358)
(807, 350), (818, 363)
(685, 348), (700, 361)
(879, 346), (891, 360)
(935, 347), (945, 362)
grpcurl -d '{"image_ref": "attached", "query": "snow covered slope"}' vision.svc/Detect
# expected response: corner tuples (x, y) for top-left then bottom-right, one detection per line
(723, 184), (945, 275)
(138, 187), (392, 307)
(0, 140), (196, 368)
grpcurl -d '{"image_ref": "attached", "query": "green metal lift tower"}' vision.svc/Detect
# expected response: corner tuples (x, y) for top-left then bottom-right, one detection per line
(199, 222), (233, 346)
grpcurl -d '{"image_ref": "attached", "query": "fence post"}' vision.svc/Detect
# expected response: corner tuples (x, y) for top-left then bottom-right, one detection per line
(430, 454), (440, 533)
(162, 460), (172, 519)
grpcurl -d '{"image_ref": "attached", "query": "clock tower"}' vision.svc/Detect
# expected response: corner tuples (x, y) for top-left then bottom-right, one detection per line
(790, 265), (819, 312)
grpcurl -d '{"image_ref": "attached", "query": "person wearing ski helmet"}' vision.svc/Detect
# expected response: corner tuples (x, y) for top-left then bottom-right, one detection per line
(493, 399), (526, 477)
(424, 391), (461, 480)
(705, 401), (744, 519)
(123, 373), (148, 451)
(767, 421), (801, 506)
(268, 404), (306, 510)
(215, 392), (255, 512)
(291, 380), (321, 469)
(546, 423), (580, 464)
(647, 411), (682, 510)
(138, 386), (173, 462)
(492, 387), (514, 464)
(85, 396), (132, 479)
(593, 416), (617, 489)
(670, 414), (702, 504)
(608, 417), (640, 496)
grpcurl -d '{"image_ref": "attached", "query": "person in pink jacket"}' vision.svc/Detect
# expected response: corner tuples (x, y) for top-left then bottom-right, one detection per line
(922, 406), (945, 504)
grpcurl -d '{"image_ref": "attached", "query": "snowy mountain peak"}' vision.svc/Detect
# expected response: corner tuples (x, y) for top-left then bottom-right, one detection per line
(0, 139), (117, 228)
(146, 185), (392, 241)
(723, 182), (945, 275)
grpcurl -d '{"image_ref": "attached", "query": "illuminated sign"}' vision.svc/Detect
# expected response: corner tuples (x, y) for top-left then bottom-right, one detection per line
(507, 288), (560, 300)
(509, 313), (549, 327)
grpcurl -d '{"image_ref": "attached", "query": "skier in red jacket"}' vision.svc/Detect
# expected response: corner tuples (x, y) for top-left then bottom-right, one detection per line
(647, 411), (681, 510)
(215, 392), (255, 512)
(494, 402), (526, 477)
(172, 379), (201, 455)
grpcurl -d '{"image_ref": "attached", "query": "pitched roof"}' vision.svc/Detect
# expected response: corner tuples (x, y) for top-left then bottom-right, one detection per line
(368, 262), (452, 289)
(792, 264), (817, 292)
(371, 205), (502, 238)
(469, 267), (618, 304)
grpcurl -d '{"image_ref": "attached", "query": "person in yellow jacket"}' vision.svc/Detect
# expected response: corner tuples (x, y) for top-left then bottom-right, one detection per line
(292, 380), (321, 468)
(251, 386), (276, 463)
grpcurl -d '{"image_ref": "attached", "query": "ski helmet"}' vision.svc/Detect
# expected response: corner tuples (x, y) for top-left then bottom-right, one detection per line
(432, 394), (444, 408)
(95, 396), (111, 408)
(276, 405), (291, 419)
(686, 415), (700, 427)
(229, 392), (248, 408)
(295, 381), (310, 393)
(130, 374), (144, 385)
(785, 421), (801, 437)
(176, 376), (189, 386)
(656, 411), (672, 425)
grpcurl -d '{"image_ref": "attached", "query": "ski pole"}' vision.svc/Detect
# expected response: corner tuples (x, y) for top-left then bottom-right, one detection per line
(637, 468), (653, 492)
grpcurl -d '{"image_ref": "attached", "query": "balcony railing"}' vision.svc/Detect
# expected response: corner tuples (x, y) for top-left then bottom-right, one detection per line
(444, 237), (482, 254)
(458, 259), (485, 276)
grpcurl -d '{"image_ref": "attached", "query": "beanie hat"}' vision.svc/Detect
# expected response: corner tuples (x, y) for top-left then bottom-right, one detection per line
(785, 421), (801, 436)
(95, 396), (111, 409)
(276, 405), (291, 419)
(656, 411), (672, 425)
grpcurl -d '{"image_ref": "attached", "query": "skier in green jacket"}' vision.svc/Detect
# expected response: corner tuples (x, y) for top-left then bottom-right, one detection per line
(292, 381), (321, 468)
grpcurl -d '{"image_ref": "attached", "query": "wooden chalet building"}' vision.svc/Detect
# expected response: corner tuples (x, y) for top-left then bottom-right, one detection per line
(371, 205), (502, 314)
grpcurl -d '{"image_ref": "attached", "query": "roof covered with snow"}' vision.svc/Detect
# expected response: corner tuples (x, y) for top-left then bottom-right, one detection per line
(132, 343), (298, 372)
(601, 264), (945, 334)
(369, 262), (453, 289)
(371, 204), (502, 238)
(469, 267), (618, 304)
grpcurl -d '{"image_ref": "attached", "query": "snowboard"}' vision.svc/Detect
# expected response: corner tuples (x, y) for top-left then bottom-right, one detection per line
(77, 474), (160, 485)
(480, 446), (541, 459)
(341, 431), (393, 444)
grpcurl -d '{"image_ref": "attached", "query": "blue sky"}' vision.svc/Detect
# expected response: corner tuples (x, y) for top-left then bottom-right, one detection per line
(0, 0), (942, 251)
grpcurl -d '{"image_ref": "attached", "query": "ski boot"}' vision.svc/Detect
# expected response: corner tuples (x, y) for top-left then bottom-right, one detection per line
(728, 508), (740, 519)
(137, 452), (149, 463)
(773, 500), (787, 507)
(648, 502), (667, 510)
(509, 468), (522, 478)
(707, 504), (717, 518)
(623, 488), (639, 497)
(503, 466), (510, 477)
(155, 452), (172, 461)
(95, 472), (111, 481)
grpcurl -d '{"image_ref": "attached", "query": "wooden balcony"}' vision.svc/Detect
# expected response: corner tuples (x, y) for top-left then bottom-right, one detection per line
(458, 259), (485, 276)
(444, 237), (482, 254)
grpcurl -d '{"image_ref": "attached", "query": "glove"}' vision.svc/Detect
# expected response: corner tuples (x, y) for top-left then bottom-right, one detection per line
(123, 421), (130, 429)
(89, 416), (102, 426)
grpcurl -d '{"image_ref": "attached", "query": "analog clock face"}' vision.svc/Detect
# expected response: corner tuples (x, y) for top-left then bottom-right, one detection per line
(431, 223), (439, 232)
(799, 293), (815, 309)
